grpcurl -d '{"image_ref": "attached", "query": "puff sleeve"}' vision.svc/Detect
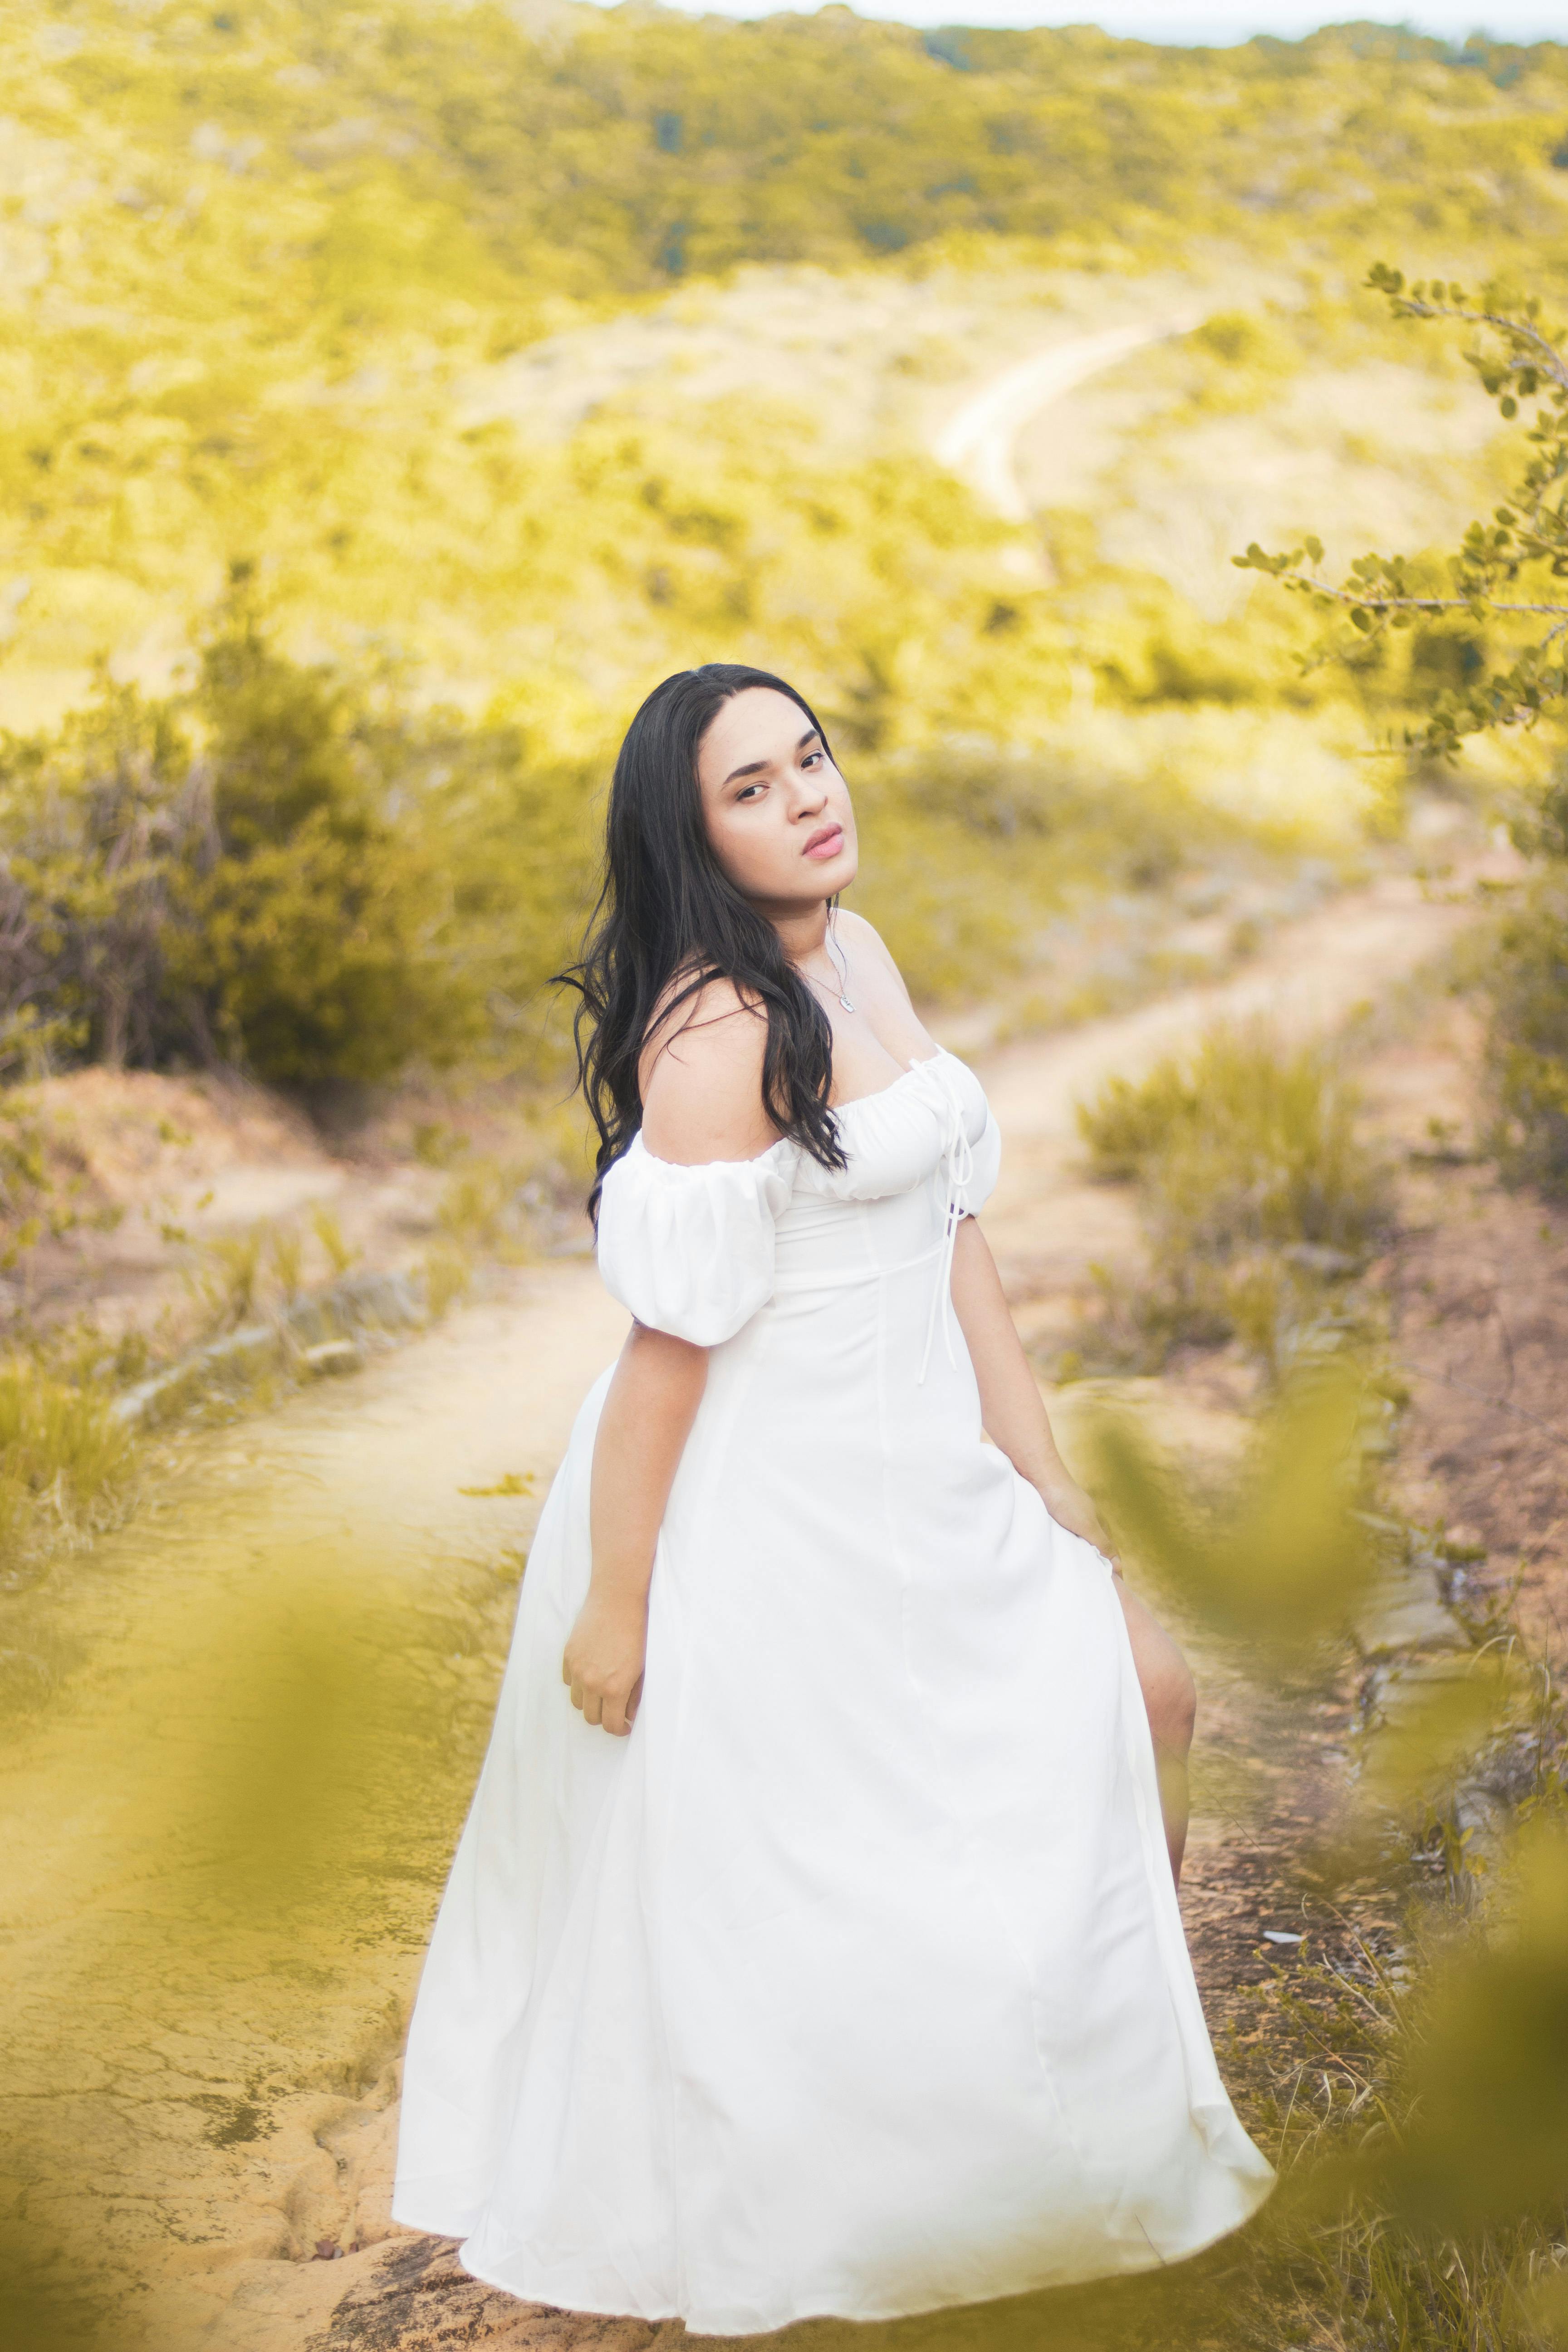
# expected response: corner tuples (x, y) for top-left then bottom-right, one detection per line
(965, 1106), (1003, 1218)
(596, 1136), (798, 1346)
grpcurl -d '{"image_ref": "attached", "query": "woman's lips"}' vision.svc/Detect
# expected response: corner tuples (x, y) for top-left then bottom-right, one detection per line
(802, 824), (845, 861)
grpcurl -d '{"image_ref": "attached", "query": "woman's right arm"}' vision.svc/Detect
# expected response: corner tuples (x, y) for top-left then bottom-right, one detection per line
(564, 980), (774, 1738)
(564, 1323), (708, 1736)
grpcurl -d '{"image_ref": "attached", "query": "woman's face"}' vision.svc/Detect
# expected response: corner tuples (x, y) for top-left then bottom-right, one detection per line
(695, 687), (858, 913)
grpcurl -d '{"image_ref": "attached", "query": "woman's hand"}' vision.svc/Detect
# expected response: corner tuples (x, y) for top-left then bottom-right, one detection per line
(562, 1595), (647, 1737)
(1035, 1474), (1119, 1565)
(575, 1319), (708, 1740)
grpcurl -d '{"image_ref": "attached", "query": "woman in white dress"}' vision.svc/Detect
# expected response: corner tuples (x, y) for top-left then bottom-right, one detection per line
(392, 665), (1273, 2331)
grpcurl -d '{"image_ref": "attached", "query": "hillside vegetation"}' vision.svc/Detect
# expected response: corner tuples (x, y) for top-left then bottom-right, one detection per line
(2, 0), (1568, 1090)
(8, 0), (1568, 712)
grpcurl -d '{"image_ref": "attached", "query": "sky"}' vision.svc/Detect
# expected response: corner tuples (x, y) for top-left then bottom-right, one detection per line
(622, 0), (1568, 34)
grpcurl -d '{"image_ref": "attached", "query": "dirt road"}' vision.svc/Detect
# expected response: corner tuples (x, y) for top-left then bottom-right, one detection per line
(931, 314), (1200, 519)
(0, 864), (1484, 2352)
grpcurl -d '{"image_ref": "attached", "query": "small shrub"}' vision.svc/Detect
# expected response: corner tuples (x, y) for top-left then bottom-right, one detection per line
(1081, 1024), (1389, 1257)
(436, 1160), (538, 1261)
(0, 601), (523, 1094)
(1075, 1059), (1196, 1182)
(269, 1224), (305, 1301)
(190, 1227), (270, 1333)
(1075, 1024), (1391, 1368)
(0, 1093), (95, 1270)
(421, 1244), (471, 1321)
(0, 1359), (134, 1535)
(310, 1205), (358, 1278)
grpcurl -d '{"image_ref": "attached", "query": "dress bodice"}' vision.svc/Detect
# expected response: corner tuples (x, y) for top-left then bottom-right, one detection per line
(595, 1049), (1000, 1350)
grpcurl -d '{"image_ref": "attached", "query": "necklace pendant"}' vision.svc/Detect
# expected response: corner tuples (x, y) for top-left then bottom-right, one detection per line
(838, 994), (855, 1013)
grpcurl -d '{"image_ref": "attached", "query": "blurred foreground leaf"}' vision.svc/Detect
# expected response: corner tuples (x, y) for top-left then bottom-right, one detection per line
(1083, 1363), (1378, 1663)
(1361, 1654), (1527, 1822)
(1376, 1818), (1568, 2236)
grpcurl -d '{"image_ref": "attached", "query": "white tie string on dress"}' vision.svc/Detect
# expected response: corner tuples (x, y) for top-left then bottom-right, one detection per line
(916, 1059), (976, 1386)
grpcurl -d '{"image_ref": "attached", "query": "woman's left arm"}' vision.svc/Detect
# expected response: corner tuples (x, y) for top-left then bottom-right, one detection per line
(948, 1215), (1117, 1558)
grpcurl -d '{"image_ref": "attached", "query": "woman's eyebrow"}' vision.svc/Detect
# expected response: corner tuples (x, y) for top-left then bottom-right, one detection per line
(720, 729), (818, 789)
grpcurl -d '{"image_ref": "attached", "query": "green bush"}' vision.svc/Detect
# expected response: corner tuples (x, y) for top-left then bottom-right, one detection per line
(1074, 1059), (1198, 1183)
(0, 605), (558, 1091)
(172, 614), (492, 1085)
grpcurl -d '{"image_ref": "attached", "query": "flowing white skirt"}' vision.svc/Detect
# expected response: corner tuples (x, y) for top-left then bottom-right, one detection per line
(392, 1250), (1272, 2332)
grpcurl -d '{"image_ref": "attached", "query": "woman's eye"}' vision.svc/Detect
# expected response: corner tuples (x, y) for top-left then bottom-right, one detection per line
(802, 752), (821, 769)
(736, 782), (764, 802)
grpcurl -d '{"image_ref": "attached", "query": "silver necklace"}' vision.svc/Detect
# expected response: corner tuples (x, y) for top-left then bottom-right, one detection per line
(799, 927), (856, 1014)
(824, 924), (855, 1014)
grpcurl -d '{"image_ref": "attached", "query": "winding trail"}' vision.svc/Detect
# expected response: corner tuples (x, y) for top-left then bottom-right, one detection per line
(932, 314), (1200, 519)
(0, 866), (1484, 2352)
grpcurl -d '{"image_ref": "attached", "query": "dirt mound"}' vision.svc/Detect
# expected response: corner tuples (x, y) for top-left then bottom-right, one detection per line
(3, 1068), (453, 1344)
(31, 1067), (328, 1216)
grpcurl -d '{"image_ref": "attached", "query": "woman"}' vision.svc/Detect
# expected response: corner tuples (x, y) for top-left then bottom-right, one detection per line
(392, 665), (1272, 2332)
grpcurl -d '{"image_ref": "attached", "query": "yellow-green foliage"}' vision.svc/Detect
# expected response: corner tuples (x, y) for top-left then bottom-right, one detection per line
(1235, 271), (1568, 761)
(0, 600), (533, 1086)
(1385, 1814), (1568, 2240)
(3, 0), (1568, 726)
(1086, 1361), (1380, 1659)
(0, 0), (1562, 1068)
(0, 601), (1343, 1083)
(0, 1092), (98, 1268)
(1076, 1024), (1391, 1365)
(1229, 274), (1568, 1201)
(0, 1357), (132, 1555)
(1080, 1024), (1390, 1261)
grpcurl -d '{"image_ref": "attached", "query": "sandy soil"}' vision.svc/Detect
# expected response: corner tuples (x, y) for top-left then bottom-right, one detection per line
(0, 856), (1508, 2352)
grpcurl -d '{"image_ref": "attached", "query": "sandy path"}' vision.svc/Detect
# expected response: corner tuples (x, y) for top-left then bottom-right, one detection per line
(0, 865), (1483, 2352)
(931, 314), (1200, 519)
(979, 865), (1482, 1303)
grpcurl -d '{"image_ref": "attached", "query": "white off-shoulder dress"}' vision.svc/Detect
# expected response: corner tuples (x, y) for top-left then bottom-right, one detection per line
(392, 1050), (1272, 2330)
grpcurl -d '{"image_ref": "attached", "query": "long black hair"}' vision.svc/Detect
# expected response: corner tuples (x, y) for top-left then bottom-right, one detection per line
(558, 663), (849, 1212)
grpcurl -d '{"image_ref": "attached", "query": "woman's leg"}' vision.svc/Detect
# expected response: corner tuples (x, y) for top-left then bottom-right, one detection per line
(1112, 1574), (1196, 1888)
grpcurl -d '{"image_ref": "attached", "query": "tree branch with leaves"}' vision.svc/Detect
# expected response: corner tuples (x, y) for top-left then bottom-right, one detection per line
(1235, 265), (1568, 762)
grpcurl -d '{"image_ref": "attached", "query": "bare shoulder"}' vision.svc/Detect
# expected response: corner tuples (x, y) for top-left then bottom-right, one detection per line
(835, 909), (914, 1002)
(640, 976), (778, 1166)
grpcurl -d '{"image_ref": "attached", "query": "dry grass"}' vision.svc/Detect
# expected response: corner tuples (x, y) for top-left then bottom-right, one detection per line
(1065, 1023), (1393, 1379)
(0, 1359), (135, 1593)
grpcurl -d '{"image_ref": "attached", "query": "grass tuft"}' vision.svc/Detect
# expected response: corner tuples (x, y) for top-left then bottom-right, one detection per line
(0, 1360), (134, 1581)
(1072, 1024), (1392, 1375)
